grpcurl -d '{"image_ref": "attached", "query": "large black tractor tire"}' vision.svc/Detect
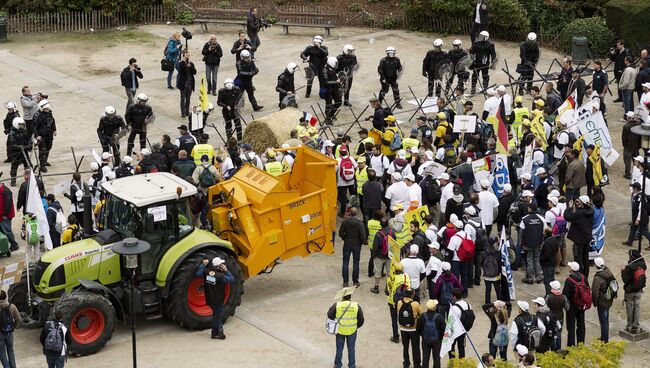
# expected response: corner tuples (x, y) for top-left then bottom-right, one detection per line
(9, 269), (32, 313)
(54, 290), (116, 356)
(165, 249), (244, 330)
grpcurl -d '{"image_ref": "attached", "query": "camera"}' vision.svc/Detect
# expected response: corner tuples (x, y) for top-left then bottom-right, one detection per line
(134, 64), (141, 71)
(260, 19), (271, 29)
(37, 92), (48, 99)
(181, 27), (193, 40)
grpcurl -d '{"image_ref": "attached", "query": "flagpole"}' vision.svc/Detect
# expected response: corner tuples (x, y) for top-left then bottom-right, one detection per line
(465, 333), (486, 368)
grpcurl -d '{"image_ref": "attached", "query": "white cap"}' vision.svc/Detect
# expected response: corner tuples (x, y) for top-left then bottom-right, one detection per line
(450, 214), (458, 223)
(503, 183), (512, 192)
(517, 300), (529, 312)
(522, 190), (534, 197)
(404, 173), (415, 182)
(535, 167), (546, 176)
(102, 152), (113, 160)
(496, 85), (506, 92)
(548, 196), (559, 206)
(438, 173), (450, 181)
(480, 179), (490, 188)
(594, 257), (605, 268)
(516, 344), (529, 356)
(634, 156), (645, 163)
(464, 206), (477, 216)
(578, 195), (590, 204)
(626, 111), (635, 118)
(454, 220), (464, 228)
(90, 162), (99, 171)
(441, 262), (451, 271)
(323, 140), (335, 148)
(549, 189), (560, 198)
(486, 88), (496, 96)
(106, 171), (116, 181)
(397, 149), (406, 159)
(140, 148), (151, 156)
(532, 297), (546, 306)
(425, 151), (434, 160)
(642, 82), (650, 89)
(428, 241), (440, 250)
(568, 261), (580, 272)
(212, 257), (225, 266)
(391, 172), (402, 181)
(521, 172), (532, 180)
(550, 280), (561, 291)
(410, 244), (419, 254)
(122, 156), (133, 164)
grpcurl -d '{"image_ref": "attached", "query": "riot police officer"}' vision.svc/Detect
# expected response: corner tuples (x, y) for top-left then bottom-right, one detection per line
(276, 62), (297, 109)
(323, 57), (342, 125)
(337, 44), (358, 106)
(236, 50), (263, 112)
(469, 31), (497, 95)
(4, 102), (20, 163)
(32, 99), (56, 173)
(300, 35), (329, 98)
(98, 106), (126, 163)
(125, 93), (154, 155)
(217, 79), (244, 140)
(447, 39), (469, 92)
(422, 39), (449, 98)
(8, 117), (31, 186)
(518, 32), (540, 95)
(378, 46), (403, 109)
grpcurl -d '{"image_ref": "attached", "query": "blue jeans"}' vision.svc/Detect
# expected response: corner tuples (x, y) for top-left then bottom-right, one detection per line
(622, 89), (634, 115)
(0, 332), (16, 368)
(334, 332), (357, 368)
(342, 245), (361, 284)
(0, 220), (18, 249)
(627, 223), (650, 244)
(488, 338), (507, 361)
(205, 64), (219, 93)
(46, 355), (65, 368)
(597, 306), (610, 342)
(542, 266), (555, 294)
(211, 304), (224, 336)
(554, 320), (563, 350)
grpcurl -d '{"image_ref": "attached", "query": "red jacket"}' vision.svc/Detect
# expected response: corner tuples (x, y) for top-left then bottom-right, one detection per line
(0, 184), (15, 221)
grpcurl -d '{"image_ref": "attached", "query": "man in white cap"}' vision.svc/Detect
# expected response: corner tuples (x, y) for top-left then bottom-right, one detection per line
(545, 280), (568, 350)
(477, 178), (499, 235)
(327, 286), (364, 368)
(401, 244), (426, 301)
(482, 88), (499, 121)
(403, 173), (421, 211)
(425, 241), (443, 285)
(387, 149), (412, 178)
(197, 256), (235, 339)
(446, 219), (471, 294)
(514, 344), (529, 364)
(562, 262), (588, 346)
(520, 202), (545, 284)
(438, 173), (454, 227)
(534, 167), (554, 211)
(115, 156), (134, 178)
(545, 195), (568, 272)
(520, 172), (533, 191)
(591, 257), (616, 342)
(88, 162), (106, 208)
(510, 300), (546, 353)
(369, 144), (390, 181)
(385, 172), (409, 214)
(496, 85), (512, 115)
(532, 296), (556, 353)
(496, 183), (515, 233)
(564, 195), (594, 278)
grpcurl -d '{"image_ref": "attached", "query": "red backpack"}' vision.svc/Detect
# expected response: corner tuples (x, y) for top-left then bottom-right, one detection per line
(339, 157), (355, 181)
(379, 229), (393, 257)
(456, 234), (476, 262)
(568, 274), (592, 311)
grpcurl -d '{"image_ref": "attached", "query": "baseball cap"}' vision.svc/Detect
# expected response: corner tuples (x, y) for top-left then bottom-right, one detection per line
(122, 156), (133, 164)
(409, 244), (419, 254)
(532, 297), (546, 306)
(384, 115), (396, 122)
(358, 128), (368, 135)
(548, 196), (559, 206)
(522, 190), (534, 197)
(428, 241), (440, 250)
(521, 172), (532, 181)
(212, 257), (225, 266)
(177, 124), (188, 131)
(516, 344), (529, 356)
(504, 183), (512, 192)
(416, 115), (427, 121)
(517, 300), (529, 312)
(535, 167), (547, 176)
(480, 179), (490, 188)
(404, 173), (415, 182)
(643, 82), (650, 89)
(568, 261), (580, 272)
(550, 280), (561, 291)
(357, 156), (366, 163)
(496, 85), (506, 92)
(453, 220), (464, 228)
(140, 148), (151, 156)
(549, 189), (560, 198)
(101, 152), (113, 160)
(441, 262), (451, 271)
(438, 173), (450, 181)
(594, 257), (605, 268)
(486, 88), (496, 95)
(391, 172), (402, 181)
(578, 195), (590, 204)
(339, 146), (348, 153)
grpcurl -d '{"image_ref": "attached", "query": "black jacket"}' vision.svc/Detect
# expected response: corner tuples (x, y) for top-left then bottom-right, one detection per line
(473, 0), (488, 25)
(610, 47), (632, 73)
(470, 40), (496, 67)
(622, 120), (641, 153)
(40, 320), (72, 357)
(519, 42), (540, 68)
(371, 106), (386, 131)
(563, 272), (589, 309)
(98, 115), (125, 138)
(17, 177), (44, 214)
(378, 57), (402, 80)
(339, 217), (367, 247)
(32, 111), (56, 138)
(301, 45), (329, 71)
(231, 39), (256, 61)
(449, 48), (468, 70)
(416, 310), (445, 339)
(246, 13), (261, 36)
(540, 235), (561, 267)
(564, 206), (593, 244)
(322, 66), (339, 90)
(361, 180), (383, 211)
(496, 193), (515, 226)
(622, 257), (647, 293)
(217, 87), (242, 108)
(636, 67), (650, 95)
(3, 111), (19, 134)
(567, 77), (586, 106)
(422, 50), (449, 77)
(372, 227), (394, 259)
(196, 264), (235, 306)
(202, 42), (223, 65)
(236, 60), (259, 81)
(120, 67), (143, 89)
(8, 127), (31, 154)
(176, 61), (197, 90)
(337, 54), (358, 76)
(125, 103), (153, 131)
(276, 70), (295, 94)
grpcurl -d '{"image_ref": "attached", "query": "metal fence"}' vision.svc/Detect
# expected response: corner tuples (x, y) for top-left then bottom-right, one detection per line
(5, 5), (171, 34)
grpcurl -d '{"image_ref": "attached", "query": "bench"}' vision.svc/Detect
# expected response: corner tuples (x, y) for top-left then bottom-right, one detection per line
(193, 8), (248, 33)
(275, 12), (337, 36)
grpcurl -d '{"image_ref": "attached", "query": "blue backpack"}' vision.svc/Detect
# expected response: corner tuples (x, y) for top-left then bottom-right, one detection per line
(389, 129), (402, 151)
(422, 313), (440, 344)
(440, 279), (454, 306)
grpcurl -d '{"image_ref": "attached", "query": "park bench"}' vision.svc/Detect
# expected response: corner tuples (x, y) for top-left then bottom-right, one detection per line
(275, 11), (337, 36)
(193, 8), (248, 33)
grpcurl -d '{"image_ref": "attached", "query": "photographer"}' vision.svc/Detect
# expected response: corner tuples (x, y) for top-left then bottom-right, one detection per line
(201, 35), (223, 96)
(32, 100), (56, 173)
(231, 32), (256, 62)
(19, 86), (40, 136)
(120, 58), (143, 114)
(176, 52), (197, 118)
(246, 7), (264, 50)
(564, 195), (594, 279)
(165, 32), (183, 89)
(196, 257), (234, 340)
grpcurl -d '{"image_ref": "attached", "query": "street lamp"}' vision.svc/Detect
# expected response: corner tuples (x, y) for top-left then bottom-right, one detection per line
(112, 238), (150, 368)
(631, 122), (650, 253)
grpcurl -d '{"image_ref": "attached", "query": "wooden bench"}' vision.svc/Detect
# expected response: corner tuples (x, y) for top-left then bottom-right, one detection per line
(275, 12), (337, 36)
(193, 8), (248, 33)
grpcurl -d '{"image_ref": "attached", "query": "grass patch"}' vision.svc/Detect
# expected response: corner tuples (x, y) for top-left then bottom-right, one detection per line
(9, 28), (156, 45)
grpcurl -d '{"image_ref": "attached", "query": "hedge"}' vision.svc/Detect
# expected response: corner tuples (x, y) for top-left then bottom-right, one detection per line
(606, 0), (650, 53)
(559, 17), (614, 58)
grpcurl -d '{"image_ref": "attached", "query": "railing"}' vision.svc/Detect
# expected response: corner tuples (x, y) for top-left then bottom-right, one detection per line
(5, 5), (171, 34)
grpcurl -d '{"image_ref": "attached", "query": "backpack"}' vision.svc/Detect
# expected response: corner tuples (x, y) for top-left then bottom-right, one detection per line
(26, 216), (40, 245)
(379, 229), (392, 257)
(456, 234), (476, 262)
(605, 279), (619, 301)
(422, 313), (440, 344)
(199, 166), (216, 188)
(70, 226), (83, 242)
(474, 227), (488, 252)
(568, 274), (593, 311)
(339, 157), (355, 181)
(633, 267), (646, 291)
(539, 313), (558, 339)
(440, 279), (454, 306)
(550, 210), (568, 236)
(455, 303), (475, 331)
(44, 321), (64, 353)
(443, 144), (456, 167)
(519, 315), (542, 349)
(420, 176), (442, 205)
(482, 250), (501, 279)
(392, 161), (407, 174)
(492, 323), (509, 347)
(398, 300), (416, 327)
(389, 129), (402, 151)
(49, 207), (68, 234)
(0, 307), (14, 333)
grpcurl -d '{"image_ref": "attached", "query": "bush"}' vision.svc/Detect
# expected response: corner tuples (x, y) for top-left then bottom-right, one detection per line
(348, 2), (361, 12)
(382, 12), (396, 29)
(175, 10), (194, 25)
(559, 17), (614, 58)
(217, 0), (230, 9)
(488, 0), (529, 34)
(273, 0), (287, 5)
(606, 0), (650, 53)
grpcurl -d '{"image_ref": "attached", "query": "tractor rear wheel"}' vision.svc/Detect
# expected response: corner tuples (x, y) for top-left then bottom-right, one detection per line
(9, 269), (31, 313)
(165, 249), (244, 329)
(54, 290), (115, 356)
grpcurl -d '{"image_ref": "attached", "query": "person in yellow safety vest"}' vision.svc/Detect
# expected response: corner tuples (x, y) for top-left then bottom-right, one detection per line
(452, 87), (468, 115)
(366, 209), (384, 277)
(355, 156), (368, 197)
(294, 116), (308, 137)
(530, 106), (548, 149)
(402, 128), (420, 159)
(327, 287), (364, 367)
(390, 203), (411, 248)
(335, 135), (352, 159)
(264, 149), (283, 176)
(280, 144), (295, 172)
(510, 95), (529, 143)
(191, 133), (215, 165)
(354, 128), (374, 158)
(386, 262), (411, 342)
(434, 112), (453, 147)
(381, 116), (400, 159)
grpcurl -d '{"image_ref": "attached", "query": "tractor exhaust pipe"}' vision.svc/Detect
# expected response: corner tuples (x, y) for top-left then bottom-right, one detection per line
(83, 186), (93, 237)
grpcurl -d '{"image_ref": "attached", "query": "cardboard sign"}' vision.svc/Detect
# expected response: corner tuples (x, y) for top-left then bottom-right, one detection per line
(0, 261), (26, 287)
(453, 115), (477, 133)
(403, 206), (431, 232)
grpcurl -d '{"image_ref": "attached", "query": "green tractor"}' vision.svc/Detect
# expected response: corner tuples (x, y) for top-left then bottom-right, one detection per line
(10, 173), (244, 356)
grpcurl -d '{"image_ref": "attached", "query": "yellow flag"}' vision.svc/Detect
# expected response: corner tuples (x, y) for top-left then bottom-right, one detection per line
(589, 145), (603, 186)
(199, 73), (209, 111)
(530, 115), (548, 149)
(573, 135), (585, 160)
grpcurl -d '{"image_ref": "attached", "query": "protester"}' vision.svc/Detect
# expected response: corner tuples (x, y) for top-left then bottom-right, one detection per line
(327, 286), (364, 368)
(591, 257), (616, 342)
(564, 196), (594, 278)
(0, 290), (21, 368)
(482, 300), (510, 361)
(40, 310), (71, 367)
(339, 207), (366, 288)
(510, 300), (546, 354)
(386, 262), (411, 343)
(397, 289), (422, 368)
(417, 299), (445, 368)
(563, 262), (589, 346)
(622, 249), (646, 334)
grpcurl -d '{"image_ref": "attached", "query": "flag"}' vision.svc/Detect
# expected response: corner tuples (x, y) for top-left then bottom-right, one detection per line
(492, 98), (509, 154)
(530, 114), (548, 149)
(499, 227), (515, 300)
(589, 144), (603, 186)
(440, 305), (466, 357)
(490, 154), (510, 198)
(556, 89), (577, 128)
(25, 171), (52, 250)
(303, 111), (318, 127)
(590, 206), (606, 259)
(199, 73), (209, 111)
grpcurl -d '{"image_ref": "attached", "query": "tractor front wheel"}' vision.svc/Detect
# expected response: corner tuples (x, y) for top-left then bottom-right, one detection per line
(9, 268), (32, 313)
(165, 249), (244, 330)
(54, 290), (115, 356)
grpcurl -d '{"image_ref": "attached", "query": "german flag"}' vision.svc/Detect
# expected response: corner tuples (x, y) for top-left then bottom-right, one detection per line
(493, 97), (509, 154)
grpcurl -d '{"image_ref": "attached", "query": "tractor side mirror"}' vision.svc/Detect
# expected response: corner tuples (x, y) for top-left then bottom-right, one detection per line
(145, 213), (155, 233)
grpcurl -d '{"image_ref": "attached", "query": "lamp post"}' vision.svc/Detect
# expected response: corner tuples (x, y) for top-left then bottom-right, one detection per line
(112, 238), (150, 368)
(631, 122), (650, 253)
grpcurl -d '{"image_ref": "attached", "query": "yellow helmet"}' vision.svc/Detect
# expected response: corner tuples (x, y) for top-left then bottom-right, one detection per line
(534, 99), (545, 107)
(384, 115), (397, 123)
(308, 127), (318, 136)
(267, 149), (276, 159)
(514, 95), (523, 104)
(436, 112), (446, 120)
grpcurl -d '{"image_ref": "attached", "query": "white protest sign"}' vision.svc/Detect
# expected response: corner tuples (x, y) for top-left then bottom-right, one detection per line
(453, 115), (477, 133)
(407, 97), (439, 114)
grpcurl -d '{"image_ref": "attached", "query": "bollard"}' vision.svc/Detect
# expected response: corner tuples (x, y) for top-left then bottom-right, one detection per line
(571, 36), (589, 64)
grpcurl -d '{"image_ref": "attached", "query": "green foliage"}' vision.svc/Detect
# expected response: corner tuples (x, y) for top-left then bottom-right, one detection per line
(558, 17), (614, 58)
(487, 0), (529, 34)
(606, 0), (650, 53)
(266, 14), (277, 24)
(348, 2), (361, 12)
(537, 340), (626, 368)
(273, 0), (287, 6)
(382, 12), (396, 29)
(217, 1), (230, 9)
(175, 10), (195, 25)
(449, 357), (480, 368)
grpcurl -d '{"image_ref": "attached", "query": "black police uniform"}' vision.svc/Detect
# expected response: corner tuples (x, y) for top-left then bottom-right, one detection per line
(469, 39), (496, 93)
(322, 64), (341, 124)
(217, 86), (243, 140)
(97, 115), (126, 162)
(337, 53), (358, 104)
(300, 45), (329, 98)
(276, 69), (295, 108)
(235, 59), (261, 111)
(32, 110), (56, 169)
(422, 49), (449, 97)
(8, 126), (31, 183)
(378, 56), (402, 107)
(3, 111), (19, 162)
(447, 48), (469, 91)
(125, 102), (153, 155)
(518, 42), (540, 94)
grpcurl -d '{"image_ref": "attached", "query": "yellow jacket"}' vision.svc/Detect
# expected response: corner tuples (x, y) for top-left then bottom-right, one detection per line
(386, 272), (411, 306)
(381, 127), (399, 156)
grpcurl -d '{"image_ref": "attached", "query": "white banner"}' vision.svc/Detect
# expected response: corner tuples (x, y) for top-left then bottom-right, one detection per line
(25, 171), (52, 250)
(577, 108), (614, 150)
(471, 158), (490, 192)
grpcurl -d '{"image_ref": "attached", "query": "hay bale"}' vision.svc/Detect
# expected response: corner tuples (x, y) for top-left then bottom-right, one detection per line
(242, 108), (303, 154)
